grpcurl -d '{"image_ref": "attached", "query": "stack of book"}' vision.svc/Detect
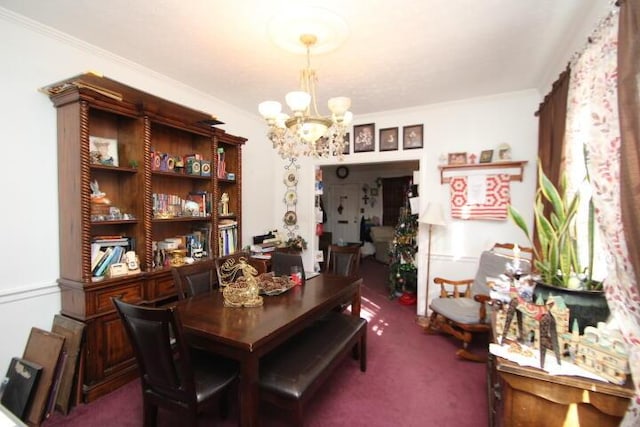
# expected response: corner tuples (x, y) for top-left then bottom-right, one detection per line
(249, 239), (281, 260)
(218, 220), (237, 256)
(91, 236), (134, 277)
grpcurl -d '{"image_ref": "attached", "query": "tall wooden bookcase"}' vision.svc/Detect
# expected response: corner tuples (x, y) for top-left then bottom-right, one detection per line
(43, 73), (245, 401)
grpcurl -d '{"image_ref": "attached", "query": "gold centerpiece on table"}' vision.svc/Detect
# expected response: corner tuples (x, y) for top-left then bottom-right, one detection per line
(222, 260), (263, 307)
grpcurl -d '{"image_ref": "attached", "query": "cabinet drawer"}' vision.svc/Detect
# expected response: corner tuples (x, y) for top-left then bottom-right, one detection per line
(94, 282), (143, 314)
(155, 275), (176, 299)
(144, 272), (177, 302)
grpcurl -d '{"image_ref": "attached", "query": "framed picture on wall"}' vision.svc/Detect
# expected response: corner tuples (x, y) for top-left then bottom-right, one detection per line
(379, 127), (399, 151)
(354, 123), (375, 153)
(402, 124), (423, 149)
(479, 149), (493, 163)
(448, 152), (467, 165)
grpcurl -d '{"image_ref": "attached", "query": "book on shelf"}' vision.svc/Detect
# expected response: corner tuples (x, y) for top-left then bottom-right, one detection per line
(92, 247), (113, 276)
(91, 248), (107, 272)
(94, 246), (124, 277)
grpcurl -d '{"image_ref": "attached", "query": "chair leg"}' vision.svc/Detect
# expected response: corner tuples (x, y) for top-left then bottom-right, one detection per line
(360, 332), (367, 372)
(424, 311), (440, 334)
(455, 333), (488, 363)
(143, 400), (158, 427)
(294, 402), (304, 427)
(456, 347), (488, 363)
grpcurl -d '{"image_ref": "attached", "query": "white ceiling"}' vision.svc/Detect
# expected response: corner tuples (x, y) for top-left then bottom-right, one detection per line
(0, 0), (603, 117)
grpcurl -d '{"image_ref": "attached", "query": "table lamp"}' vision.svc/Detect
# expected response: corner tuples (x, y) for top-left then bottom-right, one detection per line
(419, 202), (446, 315)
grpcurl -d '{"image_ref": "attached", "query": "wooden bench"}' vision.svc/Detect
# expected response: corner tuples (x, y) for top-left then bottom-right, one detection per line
(259, 312), (367, 426)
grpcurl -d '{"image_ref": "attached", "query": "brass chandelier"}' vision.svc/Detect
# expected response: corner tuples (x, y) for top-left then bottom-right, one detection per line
(259, 34), (352, 160)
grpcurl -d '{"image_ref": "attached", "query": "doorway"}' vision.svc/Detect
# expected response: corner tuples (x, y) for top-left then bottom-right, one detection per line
(327, 183), (360, 243)
(320, 161), (419, 243)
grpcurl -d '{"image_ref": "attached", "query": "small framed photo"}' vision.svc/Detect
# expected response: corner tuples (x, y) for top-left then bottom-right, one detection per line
(89, 136), (119, 167)
(448, 152), (467, 165)
(403, 124), (423, 149)
(370, 188), (378, 196)
(479, 149), (494, 163)
(354, 124), (375, 153)
(379, 127), (399, 151)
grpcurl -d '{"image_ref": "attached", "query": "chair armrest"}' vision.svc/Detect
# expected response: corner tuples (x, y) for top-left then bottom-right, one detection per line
(473, 294), (491, 322)
(433, 277), (474, 298)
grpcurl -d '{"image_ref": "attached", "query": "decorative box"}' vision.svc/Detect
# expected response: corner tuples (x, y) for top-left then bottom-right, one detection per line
(185, 156), (201, 175)
(200, 160), (211, 176)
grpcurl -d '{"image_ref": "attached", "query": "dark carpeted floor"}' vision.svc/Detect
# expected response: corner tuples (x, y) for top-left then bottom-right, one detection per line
(45, 257), (488, 426)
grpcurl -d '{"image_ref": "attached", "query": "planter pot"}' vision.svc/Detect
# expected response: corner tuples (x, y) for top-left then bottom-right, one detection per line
(533, 280), (609, 334)
(398, 292), (417, 306)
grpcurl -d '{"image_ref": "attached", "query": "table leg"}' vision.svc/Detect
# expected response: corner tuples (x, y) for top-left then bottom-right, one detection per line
(239, 355), (260, 427)
(351, 281), (361, 317)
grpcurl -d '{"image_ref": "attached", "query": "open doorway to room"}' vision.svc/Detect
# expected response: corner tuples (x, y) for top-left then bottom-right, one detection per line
(319, 161), (419, 263)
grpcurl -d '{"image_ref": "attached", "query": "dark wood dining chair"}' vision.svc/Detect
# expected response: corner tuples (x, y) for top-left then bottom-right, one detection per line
(112, 298), (239, 427)
(215, 251), (260, 287)
(271, 251), (306, 281)
(171, 259), (217, 300)
(325, 244), (361, 276)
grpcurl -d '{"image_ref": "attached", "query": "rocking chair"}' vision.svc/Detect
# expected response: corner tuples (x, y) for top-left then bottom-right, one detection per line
(425, 243), (532, 362)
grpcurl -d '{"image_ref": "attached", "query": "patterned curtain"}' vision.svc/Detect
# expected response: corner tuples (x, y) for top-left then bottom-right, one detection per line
(564, 8), (640, 423)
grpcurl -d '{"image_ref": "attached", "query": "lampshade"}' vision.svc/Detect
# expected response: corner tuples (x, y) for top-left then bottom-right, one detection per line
(285, 91), (311, 113)
(419, 203), (446, 226)
(258, 101), (282, 120)
(328, 96), (351, 116)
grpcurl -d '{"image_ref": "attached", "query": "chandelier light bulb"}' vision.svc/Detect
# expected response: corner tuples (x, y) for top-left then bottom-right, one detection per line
(328, 96), (351, 116)
(285, 91), (311, 114)
(258, 101), (282, 120)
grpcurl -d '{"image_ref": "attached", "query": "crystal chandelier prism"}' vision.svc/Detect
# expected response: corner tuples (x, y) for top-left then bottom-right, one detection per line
(259, 34), (352, 160)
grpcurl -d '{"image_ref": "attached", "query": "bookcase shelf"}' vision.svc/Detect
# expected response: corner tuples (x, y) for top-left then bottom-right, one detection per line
(151, 216), (213, 223)
(43, 73), (245, 402)
(151, 170), (212, 180)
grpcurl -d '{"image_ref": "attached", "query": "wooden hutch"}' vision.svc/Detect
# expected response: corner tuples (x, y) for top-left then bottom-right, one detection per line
(43, 73), (245, 402)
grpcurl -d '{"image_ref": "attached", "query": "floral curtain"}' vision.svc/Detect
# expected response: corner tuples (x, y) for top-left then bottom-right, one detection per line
(564, 8), (640, 423)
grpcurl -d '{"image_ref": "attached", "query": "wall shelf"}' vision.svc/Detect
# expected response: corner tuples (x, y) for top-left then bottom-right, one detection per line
(438, 160), (528, 184)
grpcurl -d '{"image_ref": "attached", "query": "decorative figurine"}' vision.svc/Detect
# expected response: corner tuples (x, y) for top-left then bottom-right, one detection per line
(220, 192), (229, 215)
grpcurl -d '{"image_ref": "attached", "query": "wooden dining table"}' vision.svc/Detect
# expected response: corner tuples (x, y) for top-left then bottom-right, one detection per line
(174, 273), (362, 427)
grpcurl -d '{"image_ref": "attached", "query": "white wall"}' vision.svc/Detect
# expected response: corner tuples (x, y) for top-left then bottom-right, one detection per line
(306, 91), (540, 316)
(0, 9), (275, 371)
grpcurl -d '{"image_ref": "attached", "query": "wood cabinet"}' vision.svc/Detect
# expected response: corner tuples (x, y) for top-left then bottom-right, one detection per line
(487, 353), (634, 427)
(44, 73), (245, 401)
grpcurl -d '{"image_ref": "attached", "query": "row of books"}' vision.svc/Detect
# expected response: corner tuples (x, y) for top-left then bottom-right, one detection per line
(91, 246), (128, 277)
(152, 191), (213, 218)
(218, 220), (237, 256)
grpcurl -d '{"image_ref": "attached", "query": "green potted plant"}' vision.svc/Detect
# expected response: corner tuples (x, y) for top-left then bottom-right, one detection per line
(283, 235), (307, 252)
(508, 162), (608, 331)
(508, 162), (599, 290)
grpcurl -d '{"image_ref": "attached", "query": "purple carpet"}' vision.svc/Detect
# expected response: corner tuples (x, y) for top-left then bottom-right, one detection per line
(44, 257), (488, 426)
